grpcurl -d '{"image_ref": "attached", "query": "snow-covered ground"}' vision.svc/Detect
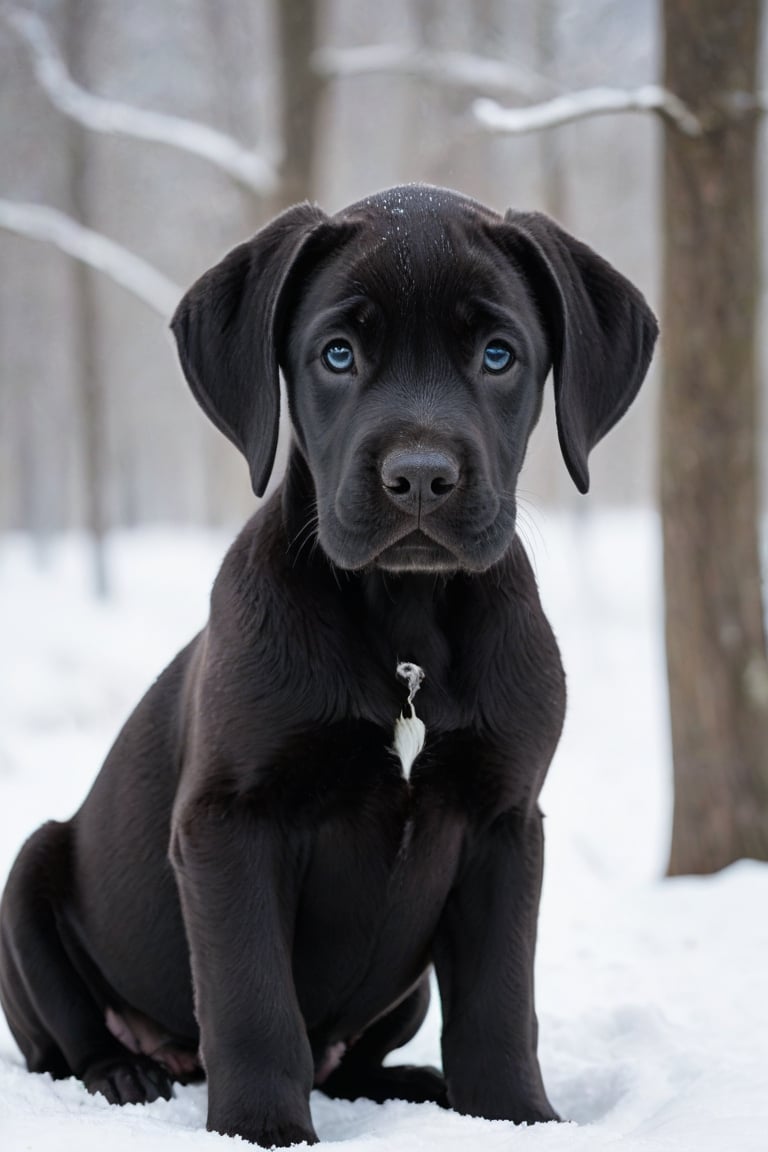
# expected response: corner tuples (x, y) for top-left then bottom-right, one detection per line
(1, 511), (766, 1151)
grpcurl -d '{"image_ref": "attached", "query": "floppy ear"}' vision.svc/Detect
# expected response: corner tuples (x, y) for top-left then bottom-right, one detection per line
(171, 202), (328, 497)
(502, 210), (658, 493)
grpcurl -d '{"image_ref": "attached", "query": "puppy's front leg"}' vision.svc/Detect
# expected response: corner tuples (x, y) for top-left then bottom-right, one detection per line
(171, 793), (317, 1148)
(433, 808), (558, 1125)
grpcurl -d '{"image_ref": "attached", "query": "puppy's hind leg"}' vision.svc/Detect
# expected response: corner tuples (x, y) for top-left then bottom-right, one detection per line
(0, 820), (171, 1105)
(319, 975), (447, 1107)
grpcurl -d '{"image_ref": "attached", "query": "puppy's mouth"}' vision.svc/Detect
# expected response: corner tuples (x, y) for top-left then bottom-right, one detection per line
(374, 529), (458, 573)
(316, 483), (516, 573)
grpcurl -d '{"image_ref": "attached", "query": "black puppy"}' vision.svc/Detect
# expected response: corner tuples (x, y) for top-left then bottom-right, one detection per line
(0, 185), (657, 1147)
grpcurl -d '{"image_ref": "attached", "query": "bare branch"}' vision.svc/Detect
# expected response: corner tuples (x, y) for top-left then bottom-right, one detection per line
(474, 85), (703, 137)
(7, 9), (278, 195)
(313, 44), (559, 101)
(0, 199), (181, 316)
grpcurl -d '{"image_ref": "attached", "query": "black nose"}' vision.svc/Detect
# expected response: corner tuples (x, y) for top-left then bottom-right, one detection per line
(380, 449), (460, 514)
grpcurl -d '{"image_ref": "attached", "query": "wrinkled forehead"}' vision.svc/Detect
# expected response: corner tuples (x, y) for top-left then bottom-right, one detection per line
(299, 192), (542, 335)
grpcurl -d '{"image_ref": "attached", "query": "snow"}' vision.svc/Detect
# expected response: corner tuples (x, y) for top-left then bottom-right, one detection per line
(473, 86), (702, 139)
(312, 44), (557, 101)
(0, 199), (181, 317)
(1, 511), (766, 1151)
(7, 10), (277, 195)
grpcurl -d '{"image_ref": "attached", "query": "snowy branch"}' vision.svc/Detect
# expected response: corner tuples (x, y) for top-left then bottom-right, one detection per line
(721, 88), (768, 119)
(0, 200), (181, 316)
(313, 44), (559, 101)
(473, 85), (703, 137)
(7, 9), (278, 195)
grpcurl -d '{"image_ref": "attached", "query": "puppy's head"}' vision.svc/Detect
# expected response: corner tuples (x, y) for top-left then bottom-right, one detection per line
(172, 185), (657, 573)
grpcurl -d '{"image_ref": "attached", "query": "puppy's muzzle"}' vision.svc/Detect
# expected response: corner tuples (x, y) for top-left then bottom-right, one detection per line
(380, 449), (460, 516)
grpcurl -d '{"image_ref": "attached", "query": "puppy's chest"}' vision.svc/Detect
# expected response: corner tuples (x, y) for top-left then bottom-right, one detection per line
(296, 749), (467, 1010)
(291, 708), (509, 823)
(267, 642), (531, 814)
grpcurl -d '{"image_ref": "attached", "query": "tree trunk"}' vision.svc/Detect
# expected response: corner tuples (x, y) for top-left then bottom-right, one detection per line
(66, 0), (109, 597)
(274, 0), (320, 210)
(662, 0), (768, 874)
(534, 0), (566, 225)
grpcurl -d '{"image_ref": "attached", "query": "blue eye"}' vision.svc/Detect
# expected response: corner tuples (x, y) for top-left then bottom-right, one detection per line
(483, 342), (514, 374)
(322, 340), (355, 373)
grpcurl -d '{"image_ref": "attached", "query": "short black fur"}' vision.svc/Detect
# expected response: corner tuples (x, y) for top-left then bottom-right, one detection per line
(0, 185), (657, 1147)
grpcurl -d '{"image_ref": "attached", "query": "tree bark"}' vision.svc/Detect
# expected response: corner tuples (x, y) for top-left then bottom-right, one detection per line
(274, 0), (320, 210)
(534, 0), (566, 225)
(66, 0), (108, 596)
(662, 0), (768, 874)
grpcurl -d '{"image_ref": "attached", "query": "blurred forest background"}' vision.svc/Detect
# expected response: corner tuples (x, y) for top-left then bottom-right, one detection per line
(6, 0), (764, 536)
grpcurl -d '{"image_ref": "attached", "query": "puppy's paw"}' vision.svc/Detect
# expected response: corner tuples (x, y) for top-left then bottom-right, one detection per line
(448, 1086), (561, 1125)
(321, 1061), (448, 1106)
(257, 1121), (318, 1148)
(516, 1101), (561, 1124)
(371, 1063), (448, 1106)
(208, 1116), (319, 1148)
(83, 1054), (173, 1105)
(498, 1099), (562, 1125)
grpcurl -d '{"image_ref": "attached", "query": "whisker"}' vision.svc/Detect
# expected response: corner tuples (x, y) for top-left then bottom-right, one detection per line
(288, 508), (320, 567)
(514, 492), (549, 575)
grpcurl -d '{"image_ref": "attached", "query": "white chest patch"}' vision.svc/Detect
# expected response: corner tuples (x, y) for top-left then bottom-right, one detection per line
(393, 662), (426, 780)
